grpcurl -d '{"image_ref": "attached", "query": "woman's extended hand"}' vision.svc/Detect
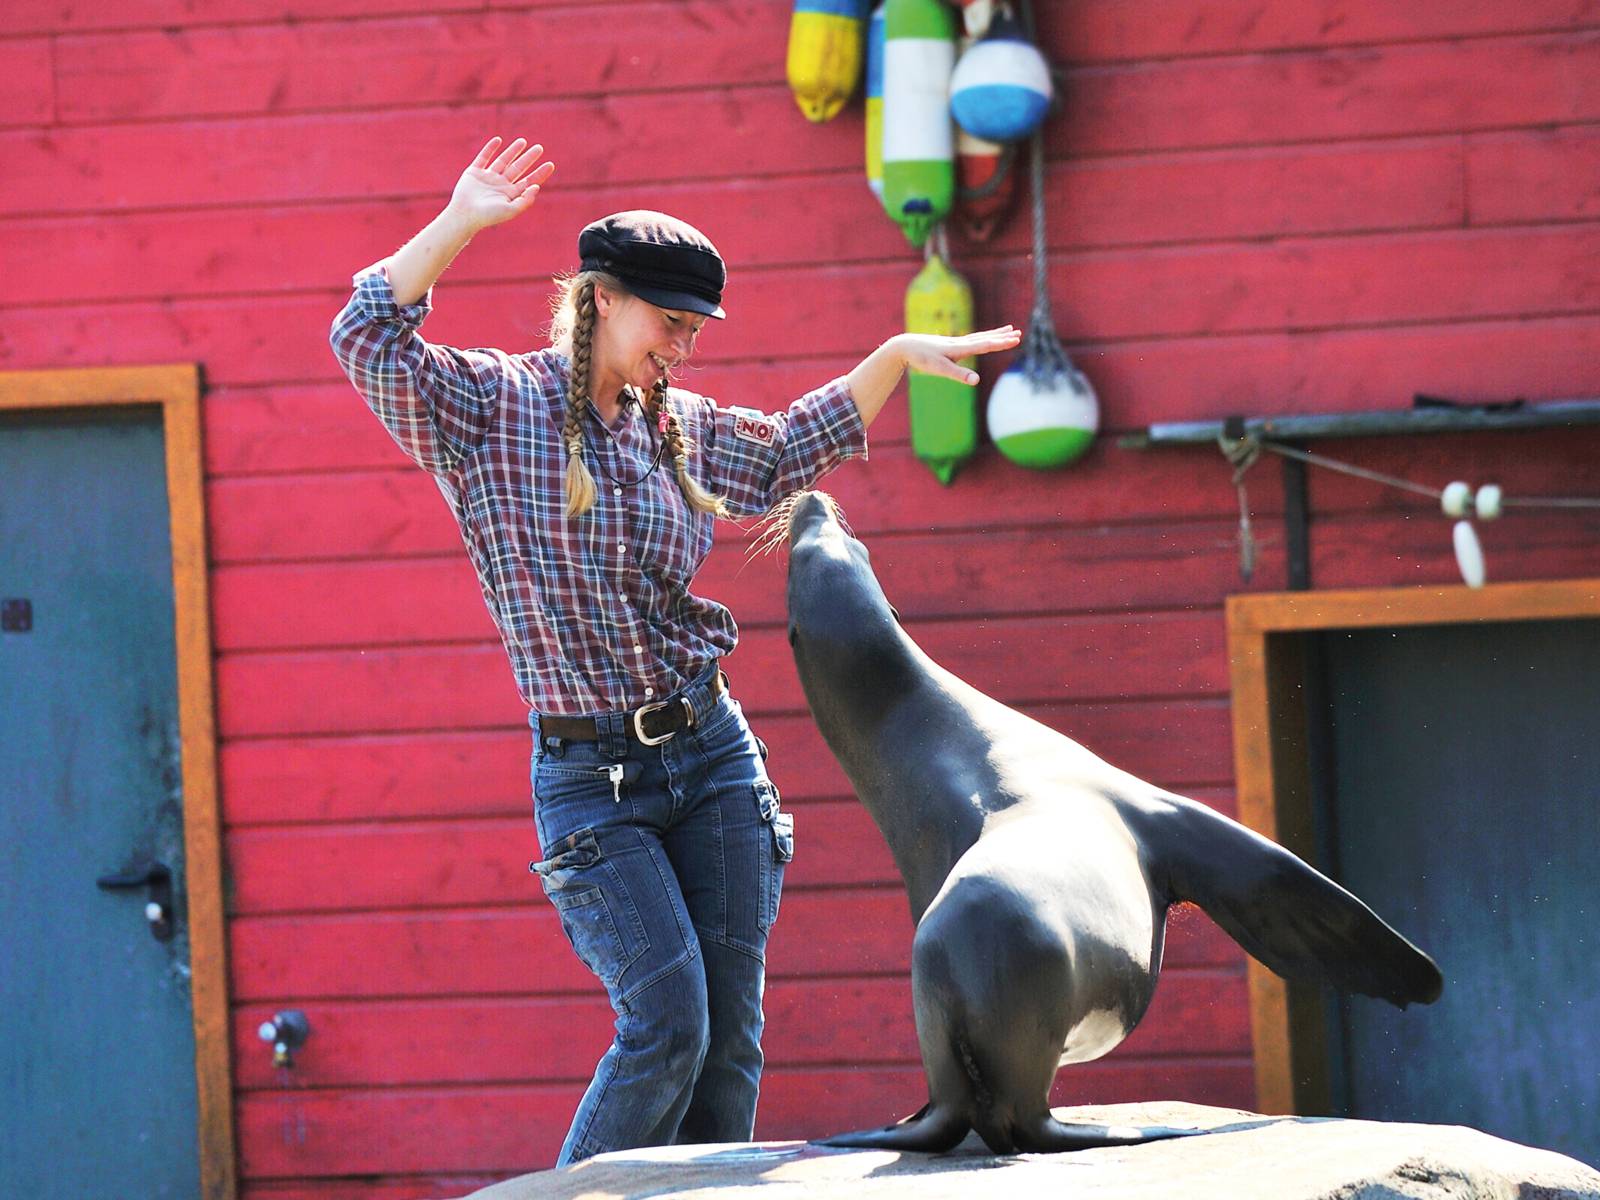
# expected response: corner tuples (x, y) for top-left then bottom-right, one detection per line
(897, 326), (1023, 385)
(845, 326), (1024, 429)
(446, 136), (556, 232)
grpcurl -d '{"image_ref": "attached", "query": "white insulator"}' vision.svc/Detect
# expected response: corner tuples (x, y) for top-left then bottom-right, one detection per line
(1441, 480), (1473, 518)
(1452, 520), (1486, 588)
(1475, 483), (1503, 520)
(258, 1021), (279, 1042)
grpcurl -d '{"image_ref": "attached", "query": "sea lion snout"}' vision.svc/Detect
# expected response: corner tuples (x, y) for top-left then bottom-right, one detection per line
(784, 489), (846, 547)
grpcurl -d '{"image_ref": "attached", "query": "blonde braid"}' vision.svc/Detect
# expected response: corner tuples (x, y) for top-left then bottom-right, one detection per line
(562, 279), (600, 518)
(649, 378), (727, 517)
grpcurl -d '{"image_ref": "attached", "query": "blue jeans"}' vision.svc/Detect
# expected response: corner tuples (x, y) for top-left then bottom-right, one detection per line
(529, 676), (793, 1165)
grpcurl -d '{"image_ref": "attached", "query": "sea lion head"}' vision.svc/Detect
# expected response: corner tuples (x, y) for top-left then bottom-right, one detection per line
(770, 491), (905, 693)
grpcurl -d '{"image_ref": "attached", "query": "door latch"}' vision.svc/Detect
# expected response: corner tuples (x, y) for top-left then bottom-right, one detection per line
(96, 860), (175, 942)
(258, 1010), (311, 1068)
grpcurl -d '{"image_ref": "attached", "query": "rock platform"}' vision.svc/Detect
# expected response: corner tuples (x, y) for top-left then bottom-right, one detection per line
(452, 1101), (1600, 1200)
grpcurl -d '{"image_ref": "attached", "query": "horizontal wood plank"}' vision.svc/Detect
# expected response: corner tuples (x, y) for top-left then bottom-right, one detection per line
(212, 611), (1231, 736)
(195, 299), (1600, 478)
(203, 446), (1268, 563)
(1058, 31), (1600, 156)
(9, 260), (1600, 424)
(1062, 1), (1600, 61)
(8, 36), (1600, 216)
(1467, 124), (1600, 224)
(53, 5), (791, 123)
(226, 788), (1239, 914)
(44, 5), (1600, 121)
(209, 523), (1274, 651)
(227, 890), (1243, 1002)
(218, 701), (1238, 825)
(12, 0), (1597, 53)
(14, 223), (1600, 354)
(209, 506), (1600, 656)
(0, 38), (53, 130)
(203, 416), (1600, 570)
(234, 1058), (1255, 1177)
(228, 969), (1248, 1091)
(0, 141), (1473, 309)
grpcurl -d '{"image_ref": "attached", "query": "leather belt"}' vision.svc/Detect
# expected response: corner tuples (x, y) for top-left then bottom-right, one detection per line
(539, 668), (726, 747)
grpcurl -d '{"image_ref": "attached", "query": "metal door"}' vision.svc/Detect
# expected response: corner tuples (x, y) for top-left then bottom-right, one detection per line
(1, 409), (202, 1197)
(1317, 618), (1600, 1167)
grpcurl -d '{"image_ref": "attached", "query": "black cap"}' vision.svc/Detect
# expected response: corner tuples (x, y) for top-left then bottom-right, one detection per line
(578, 210), (727, 319)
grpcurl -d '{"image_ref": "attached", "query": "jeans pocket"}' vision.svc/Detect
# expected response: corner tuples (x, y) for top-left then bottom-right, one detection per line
(531, 828), (649, 992)
(754, 780), (792, 934)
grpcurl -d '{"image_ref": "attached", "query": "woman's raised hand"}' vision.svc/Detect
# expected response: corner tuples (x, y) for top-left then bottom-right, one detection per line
(898, 326), (1023, 385)
(447, 136), (556, 232)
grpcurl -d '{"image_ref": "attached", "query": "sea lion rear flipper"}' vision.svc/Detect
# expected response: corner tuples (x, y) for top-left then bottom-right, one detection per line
(1014, 1116), (1201, 1152)
(1159, 797), (1443, 1008)
(813, 1101), (969, 1152)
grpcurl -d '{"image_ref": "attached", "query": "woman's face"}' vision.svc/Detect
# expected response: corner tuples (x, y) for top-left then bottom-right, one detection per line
(594, 286), (706, 396)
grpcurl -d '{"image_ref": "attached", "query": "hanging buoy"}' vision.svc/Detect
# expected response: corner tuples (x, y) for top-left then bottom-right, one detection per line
(883, 0), (957, 247)
(1441, 480), (1473, 518)
(948, 0), (995, 37)
(990, 130), (1098, 469)
(788, 0), (870, 123)
(865, 2), (886, 201)
(1475, 484), (1503, 520)
(949, 7), (1053, 143)
(955, 126), (1015, 241)
(1452, 520), (1486, 588)
(953, 36), (1018, 241)
(906, 243), (977, 483)
(987, 359), (1098, 467)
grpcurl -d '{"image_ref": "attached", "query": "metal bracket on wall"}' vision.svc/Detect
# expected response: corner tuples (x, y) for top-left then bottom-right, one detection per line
(1121, 396), (1600, 591)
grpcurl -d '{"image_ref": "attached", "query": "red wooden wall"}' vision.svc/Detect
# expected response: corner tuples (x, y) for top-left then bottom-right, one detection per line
(6, 2), (1600, 1196)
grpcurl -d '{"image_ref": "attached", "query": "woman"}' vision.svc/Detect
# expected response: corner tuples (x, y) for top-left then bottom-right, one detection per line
(330, 136), (1020, 1166)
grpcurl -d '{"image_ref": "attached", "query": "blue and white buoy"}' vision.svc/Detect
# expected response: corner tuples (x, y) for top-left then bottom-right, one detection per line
(949, 9), (1052, 143)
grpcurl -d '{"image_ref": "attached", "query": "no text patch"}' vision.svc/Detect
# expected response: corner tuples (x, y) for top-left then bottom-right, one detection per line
(732, 411), (778, 448)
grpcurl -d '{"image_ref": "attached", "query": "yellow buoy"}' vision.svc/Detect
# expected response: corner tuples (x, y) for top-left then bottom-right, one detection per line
(788, 0), (871, 123)
(905, 245), (977, 483)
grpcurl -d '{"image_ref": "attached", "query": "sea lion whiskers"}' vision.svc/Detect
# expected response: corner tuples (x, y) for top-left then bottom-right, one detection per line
(749, 490), (851, 564)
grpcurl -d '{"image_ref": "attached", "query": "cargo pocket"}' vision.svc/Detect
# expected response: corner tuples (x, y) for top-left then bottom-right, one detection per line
(754, 779), (794, 934)
(530, 828), (648, 992)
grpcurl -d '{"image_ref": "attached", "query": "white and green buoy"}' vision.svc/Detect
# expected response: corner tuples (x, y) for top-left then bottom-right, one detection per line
(987, 128), (1099, 468)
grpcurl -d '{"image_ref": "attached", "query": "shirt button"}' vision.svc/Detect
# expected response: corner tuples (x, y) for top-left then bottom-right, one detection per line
(613, 486), (622, 496)
(645, 687), (655, 697)
(633, 643), (643, 653)
(617, 542), (626, 552)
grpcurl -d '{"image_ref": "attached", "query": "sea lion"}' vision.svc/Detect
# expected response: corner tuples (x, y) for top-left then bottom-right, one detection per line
(774, 491), (1442, 1154)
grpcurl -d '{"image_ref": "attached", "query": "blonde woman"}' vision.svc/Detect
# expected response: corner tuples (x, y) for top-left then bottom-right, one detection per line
(330, 136), (1020, 1166)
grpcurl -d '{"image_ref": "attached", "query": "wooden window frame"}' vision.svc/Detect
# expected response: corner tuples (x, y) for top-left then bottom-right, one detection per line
(1225, 578), (1600, 1117)
(1, 365), (237, 1200)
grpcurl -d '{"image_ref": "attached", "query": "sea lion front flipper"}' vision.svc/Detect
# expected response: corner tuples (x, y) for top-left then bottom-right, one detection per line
(814, 1101), (970, 1152)
(1157, 797), (1443, 1008)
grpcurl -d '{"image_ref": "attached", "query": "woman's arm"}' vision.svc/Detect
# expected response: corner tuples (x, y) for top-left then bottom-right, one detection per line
(387, 136), (555, 305)
(330, 136), (556, 475)
(845, 327), (1022, 427)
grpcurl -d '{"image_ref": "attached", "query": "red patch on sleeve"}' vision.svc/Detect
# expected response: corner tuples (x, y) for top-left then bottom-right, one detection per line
(733, 413), (777, 447)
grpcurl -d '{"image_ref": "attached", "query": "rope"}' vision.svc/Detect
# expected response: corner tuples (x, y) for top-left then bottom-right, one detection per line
(1021, 128), (1078, 389)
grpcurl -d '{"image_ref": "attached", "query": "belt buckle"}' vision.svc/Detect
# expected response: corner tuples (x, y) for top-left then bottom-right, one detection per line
(632, 696), (691, 746)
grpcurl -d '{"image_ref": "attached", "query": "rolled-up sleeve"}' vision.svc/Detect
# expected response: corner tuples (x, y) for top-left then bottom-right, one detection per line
(689, 378), (868, 518)
(329, 262), (503, 475)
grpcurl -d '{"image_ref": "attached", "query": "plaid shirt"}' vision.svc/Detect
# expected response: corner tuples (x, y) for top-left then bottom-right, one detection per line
(330, 264), (868, 715)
